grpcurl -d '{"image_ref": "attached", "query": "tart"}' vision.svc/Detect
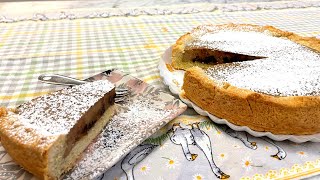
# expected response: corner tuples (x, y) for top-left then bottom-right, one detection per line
(174, 24), (320, 135)
(0, 80), (116, 179)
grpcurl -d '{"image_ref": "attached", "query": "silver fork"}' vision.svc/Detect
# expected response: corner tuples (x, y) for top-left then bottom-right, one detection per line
(38, 74), (129, 103)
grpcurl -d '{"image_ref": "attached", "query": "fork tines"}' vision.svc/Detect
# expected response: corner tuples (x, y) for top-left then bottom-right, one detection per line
(115, 88), (129, 103)
(115, 88), (129, 96)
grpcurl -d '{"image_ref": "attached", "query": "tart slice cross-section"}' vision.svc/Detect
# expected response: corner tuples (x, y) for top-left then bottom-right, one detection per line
(0, 80), (116, 179)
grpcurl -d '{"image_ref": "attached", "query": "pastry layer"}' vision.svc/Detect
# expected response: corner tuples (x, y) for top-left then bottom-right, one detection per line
(0, 80), (116, 179)
(183, 67), (320, 135)
(173, 24), (320, 135)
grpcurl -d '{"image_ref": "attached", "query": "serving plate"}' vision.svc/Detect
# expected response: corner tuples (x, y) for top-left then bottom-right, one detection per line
(158, 46), (320, 143)
(0, 69), (187, 180)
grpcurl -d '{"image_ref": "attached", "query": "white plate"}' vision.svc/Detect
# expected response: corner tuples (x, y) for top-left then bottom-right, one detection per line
(158, 47), (320, 143)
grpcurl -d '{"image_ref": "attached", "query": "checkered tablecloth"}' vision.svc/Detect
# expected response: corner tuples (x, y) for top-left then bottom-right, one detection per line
(1, 5), (320, 180)
(1, 7), (320, 107)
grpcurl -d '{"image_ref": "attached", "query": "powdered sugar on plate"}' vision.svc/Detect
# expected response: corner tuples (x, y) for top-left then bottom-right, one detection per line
(62, 70), (186, 179)
(65, 94), (182, 179)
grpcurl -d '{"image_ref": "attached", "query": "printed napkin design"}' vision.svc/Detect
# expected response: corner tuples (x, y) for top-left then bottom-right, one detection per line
(99, 115), (320, 180)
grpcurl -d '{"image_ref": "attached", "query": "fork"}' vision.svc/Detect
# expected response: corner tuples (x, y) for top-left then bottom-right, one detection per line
(38, 74), (129, 103)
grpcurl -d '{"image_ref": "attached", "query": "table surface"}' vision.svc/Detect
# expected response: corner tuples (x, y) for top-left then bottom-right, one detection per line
(0, 1), (320, 180)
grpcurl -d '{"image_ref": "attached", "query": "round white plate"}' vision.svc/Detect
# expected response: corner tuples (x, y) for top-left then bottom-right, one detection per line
(159, 46), (320, 143)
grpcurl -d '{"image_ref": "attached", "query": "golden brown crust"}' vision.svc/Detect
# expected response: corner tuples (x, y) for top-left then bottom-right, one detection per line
(0, 105), (116, 179)
(0, 107), (8, 117)
(176, 24), (320, 135)
(171, 32), (190, 69)
(0, 81), (117, 179)
(183, 67), (320, 135)
(0, 108), (57, 179)
(172, 23), (320, 70)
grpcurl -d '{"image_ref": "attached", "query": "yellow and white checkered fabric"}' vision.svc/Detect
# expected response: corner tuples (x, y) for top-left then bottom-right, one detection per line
(0, 8), (319, 106)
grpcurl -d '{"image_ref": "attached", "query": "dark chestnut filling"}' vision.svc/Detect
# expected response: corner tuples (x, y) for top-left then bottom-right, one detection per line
(184, 48), (262, 65)
(64, 88), (116, 157)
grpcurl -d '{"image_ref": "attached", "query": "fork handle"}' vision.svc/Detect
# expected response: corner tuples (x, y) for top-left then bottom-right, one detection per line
(38, 74), (87, 86)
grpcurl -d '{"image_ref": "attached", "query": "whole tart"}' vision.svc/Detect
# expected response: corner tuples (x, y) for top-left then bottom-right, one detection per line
(0, 80), (116, 179)
(174, 24), (320, 135)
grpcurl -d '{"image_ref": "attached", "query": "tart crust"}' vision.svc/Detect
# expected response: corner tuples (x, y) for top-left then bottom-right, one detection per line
(183, 67), (320, 135)
(177, 24), (320, 135)
(0, 80), (116, 179)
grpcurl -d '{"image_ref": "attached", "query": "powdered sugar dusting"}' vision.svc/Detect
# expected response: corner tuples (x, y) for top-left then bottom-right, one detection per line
(0, 70), (187, 180)
(17, 80), (114, 135)
(190, 31), (300, 57)
(187, 25), (320, 96)
(65, 94), (179, 180)
(1, 111), (58, 149)
(205, 48), (320, 96)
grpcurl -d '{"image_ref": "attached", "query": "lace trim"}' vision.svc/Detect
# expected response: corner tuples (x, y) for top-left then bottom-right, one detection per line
(0, 0), (320, 23)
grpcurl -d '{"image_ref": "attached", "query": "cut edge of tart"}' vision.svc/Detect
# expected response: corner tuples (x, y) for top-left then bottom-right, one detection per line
(175, 23), (320, 135)
(0, 80), (116, 179)
(171, 23), (320, 70)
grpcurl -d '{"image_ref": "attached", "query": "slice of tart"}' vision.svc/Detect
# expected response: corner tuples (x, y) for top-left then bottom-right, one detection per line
(0, 80), (116, 179)
(175, 24), (320, 135)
